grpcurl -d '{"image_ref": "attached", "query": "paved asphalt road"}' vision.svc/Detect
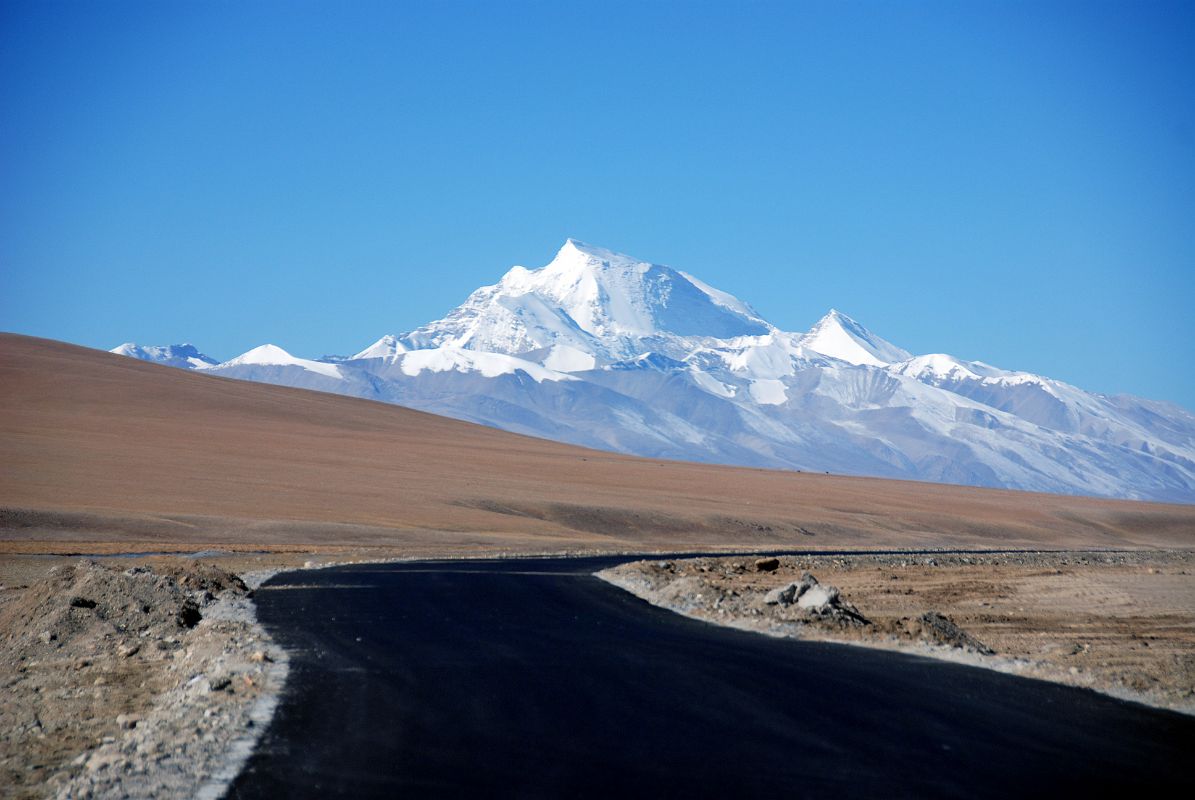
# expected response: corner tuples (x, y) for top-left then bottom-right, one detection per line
(226, 556), (1195, 798)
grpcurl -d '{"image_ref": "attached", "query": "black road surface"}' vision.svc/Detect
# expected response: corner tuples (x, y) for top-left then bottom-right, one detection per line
(227, 557), (1195, 798)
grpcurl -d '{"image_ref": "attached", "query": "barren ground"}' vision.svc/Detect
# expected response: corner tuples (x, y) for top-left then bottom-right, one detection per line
(600, 550), (1195, 714)
(0, 558), (286, 800)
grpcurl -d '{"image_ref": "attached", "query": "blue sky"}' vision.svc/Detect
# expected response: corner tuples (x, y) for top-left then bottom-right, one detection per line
(2, 0), (1192, 408)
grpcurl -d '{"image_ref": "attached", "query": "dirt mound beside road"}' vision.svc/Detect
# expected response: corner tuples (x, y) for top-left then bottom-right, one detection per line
(0, 560), (284, 799)
(0, 560), (243, 653)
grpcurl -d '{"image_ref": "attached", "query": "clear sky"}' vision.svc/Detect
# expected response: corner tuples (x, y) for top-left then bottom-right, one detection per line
(2, 0), (1193, 408)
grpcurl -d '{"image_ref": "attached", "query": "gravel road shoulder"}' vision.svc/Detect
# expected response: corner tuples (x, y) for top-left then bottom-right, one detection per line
(599, 549), (1195, 715)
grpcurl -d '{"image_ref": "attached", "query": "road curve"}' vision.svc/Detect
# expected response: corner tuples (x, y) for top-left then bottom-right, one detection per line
(226, 557), (1194, 798)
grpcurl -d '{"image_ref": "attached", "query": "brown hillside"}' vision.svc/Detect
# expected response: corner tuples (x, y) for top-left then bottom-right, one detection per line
(1, 333), (1192, 554)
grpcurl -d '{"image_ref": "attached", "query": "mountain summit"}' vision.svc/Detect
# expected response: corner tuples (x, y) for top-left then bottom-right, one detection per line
(802, 309), (911, 367)
(112, 240), (1195, 502)
(398, 239), (771, 361)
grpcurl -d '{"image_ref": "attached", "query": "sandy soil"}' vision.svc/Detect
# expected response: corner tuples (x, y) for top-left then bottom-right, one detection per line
(0, 559), (286, 800)
(600, 550), (1195, 715)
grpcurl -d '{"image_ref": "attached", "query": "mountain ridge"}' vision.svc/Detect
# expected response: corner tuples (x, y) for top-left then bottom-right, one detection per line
(108, 240), (1195, 503)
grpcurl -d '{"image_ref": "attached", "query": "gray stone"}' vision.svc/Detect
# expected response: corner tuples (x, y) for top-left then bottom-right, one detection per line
(764, 583), (798, 605)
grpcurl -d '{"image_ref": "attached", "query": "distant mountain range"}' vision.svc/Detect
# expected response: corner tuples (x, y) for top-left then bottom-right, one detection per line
(112, 239), (1195, 502)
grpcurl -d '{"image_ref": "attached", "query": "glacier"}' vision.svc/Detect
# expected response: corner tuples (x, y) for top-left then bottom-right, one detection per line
(110, 239), (1195, 503)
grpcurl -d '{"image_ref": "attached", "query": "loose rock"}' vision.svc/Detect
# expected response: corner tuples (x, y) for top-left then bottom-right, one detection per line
(911, 611), (994, 655)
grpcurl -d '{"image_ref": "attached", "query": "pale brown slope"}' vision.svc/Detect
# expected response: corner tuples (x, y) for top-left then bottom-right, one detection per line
(1, 333), (1192, 554)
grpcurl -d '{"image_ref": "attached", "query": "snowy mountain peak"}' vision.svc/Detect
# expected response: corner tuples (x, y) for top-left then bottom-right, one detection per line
(551, 238), (641, 270)
(399, 240), (771, 361)
(220, 344), (343, 379)
(894, 353), (981, 381)
(352, 334), (407, 362)
(109, 342), (217, 370)
(802, 309), (911, 367)
(892, 353), (1055, 391)
(227, 344), (295, 365)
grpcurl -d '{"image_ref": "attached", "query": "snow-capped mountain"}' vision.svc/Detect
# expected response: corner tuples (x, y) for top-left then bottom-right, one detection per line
(804, 309), (911, 367)
(109, 343), (217, 370)
(112, 240), (1195, 502)
(395, 239), (772, 361)
(219, 343), (344, 379)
